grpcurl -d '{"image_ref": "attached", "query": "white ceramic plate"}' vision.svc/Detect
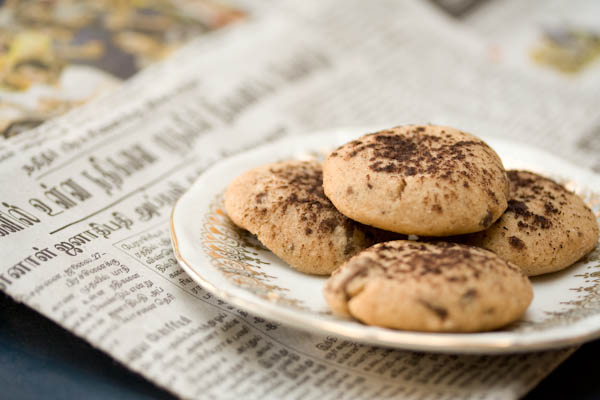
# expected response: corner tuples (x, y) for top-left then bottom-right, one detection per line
(170, 128), (600, 354)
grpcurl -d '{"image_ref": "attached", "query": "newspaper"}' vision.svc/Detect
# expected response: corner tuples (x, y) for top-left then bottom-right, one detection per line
(459, 0), (600, 172)
(462, 0), (600, 88)
(0, 1), (597, 398)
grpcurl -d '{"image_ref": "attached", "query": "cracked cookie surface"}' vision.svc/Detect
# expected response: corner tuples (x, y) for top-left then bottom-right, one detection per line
(224, 160), (398, 275)
(323, 240), (532, 332)
(322, 125), (509, 236)
(464, 170), (599, 276)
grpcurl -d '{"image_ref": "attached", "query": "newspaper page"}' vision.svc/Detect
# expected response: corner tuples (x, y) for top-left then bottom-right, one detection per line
(460, 0), (600, 89)
(242, 0), (600, 175)
(457, 0), (600, 173)
(1, 1), (597, 398)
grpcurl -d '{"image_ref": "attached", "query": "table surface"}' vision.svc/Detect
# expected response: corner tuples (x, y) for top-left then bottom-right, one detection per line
(1, 293), (599, 400)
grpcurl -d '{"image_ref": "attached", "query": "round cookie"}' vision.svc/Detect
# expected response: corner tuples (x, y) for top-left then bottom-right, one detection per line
(464, 170), (599, 276)
(323, 240), (532, 332)
(322, 125), (509, 236)
(224, 160), (397, 275)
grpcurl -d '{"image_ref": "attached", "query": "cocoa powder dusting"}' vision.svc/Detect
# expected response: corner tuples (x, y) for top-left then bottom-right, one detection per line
(544, 202), (559, 215)
(370, 241), (521, 278)
(503, 170), (571, 231)
(269, 163), (352, 240)
(480, 210), (493, 228)
(264, 162), (394, 257)
(508, 236), (526, 250)
(418, 299), (448, 320)
(335, 127), (497, 193)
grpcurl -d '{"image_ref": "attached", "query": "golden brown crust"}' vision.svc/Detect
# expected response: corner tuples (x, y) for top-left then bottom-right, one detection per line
(323, 125), (509, 236)
(224, 160), (399, 275)
(323, 240), (533, 332)
(465, 170), (599, 276)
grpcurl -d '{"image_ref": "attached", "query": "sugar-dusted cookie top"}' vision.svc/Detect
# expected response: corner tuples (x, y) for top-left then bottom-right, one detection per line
(465, 170), (599, 276)
(323, 125), (509, 236)
(224, 160), (397, 275)
(324, 240), (532, 332)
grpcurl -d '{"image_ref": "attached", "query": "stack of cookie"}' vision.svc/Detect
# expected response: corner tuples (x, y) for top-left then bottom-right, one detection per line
(224, 125), (599, 332)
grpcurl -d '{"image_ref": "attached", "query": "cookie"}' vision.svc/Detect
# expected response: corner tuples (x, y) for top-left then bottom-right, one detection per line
(224, 160), (397, 275)
(323, 240), (532, 332)
(464, 170), (599, 276)
(322, 125), (509, 236)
